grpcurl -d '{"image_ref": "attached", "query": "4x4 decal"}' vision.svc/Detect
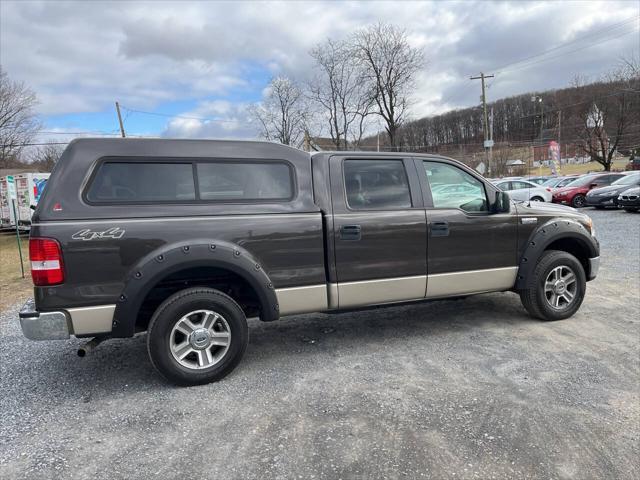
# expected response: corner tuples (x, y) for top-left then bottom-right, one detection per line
(71, 227), (125, 241)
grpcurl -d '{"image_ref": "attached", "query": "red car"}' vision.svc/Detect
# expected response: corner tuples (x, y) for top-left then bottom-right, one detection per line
(552, 172), (627, 207)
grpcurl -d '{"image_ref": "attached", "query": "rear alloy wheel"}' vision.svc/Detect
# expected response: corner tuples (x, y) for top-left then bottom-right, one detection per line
(519, 250), (586, 321)
(571, 194), (586, 208)
(147, 287), (248, 386)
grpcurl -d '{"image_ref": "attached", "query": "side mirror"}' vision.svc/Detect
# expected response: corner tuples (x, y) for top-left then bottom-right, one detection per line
(492, 190), (511, 213)
(589, 183), (598, 189)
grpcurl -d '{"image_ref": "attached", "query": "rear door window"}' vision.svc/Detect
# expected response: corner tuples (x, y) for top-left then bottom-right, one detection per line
(343, 160), (412, 209)
(86, 162), (196, 203)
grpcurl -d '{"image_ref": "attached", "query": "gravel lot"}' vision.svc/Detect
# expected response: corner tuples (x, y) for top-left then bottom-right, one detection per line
(1, 209), (638, 480)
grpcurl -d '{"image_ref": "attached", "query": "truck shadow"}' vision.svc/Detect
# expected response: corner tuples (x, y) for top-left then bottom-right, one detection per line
(18, 292), (533, 394)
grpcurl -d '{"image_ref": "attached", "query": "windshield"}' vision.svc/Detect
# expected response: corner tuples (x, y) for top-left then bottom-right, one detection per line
(564, 175), (599, 188)
(612, 173), (640, 186)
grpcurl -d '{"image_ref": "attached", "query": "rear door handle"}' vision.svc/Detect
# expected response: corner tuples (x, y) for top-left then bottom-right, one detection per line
(340, 224), (361, 241)
(431, 221), (449, 237)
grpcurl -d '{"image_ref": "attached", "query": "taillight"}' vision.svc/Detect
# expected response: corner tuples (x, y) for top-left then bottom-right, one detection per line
(29, 238), (65, 286)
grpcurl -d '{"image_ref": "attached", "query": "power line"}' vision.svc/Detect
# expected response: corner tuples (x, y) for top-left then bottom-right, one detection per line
(498, 28), (639, 75)
(121, 105), (250, 125)
(490, 15), (639, 74)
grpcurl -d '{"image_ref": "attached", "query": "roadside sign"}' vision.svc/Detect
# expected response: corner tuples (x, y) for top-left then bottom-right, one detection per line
(483, 140), (494, 148)
(7, 175), (16, 200)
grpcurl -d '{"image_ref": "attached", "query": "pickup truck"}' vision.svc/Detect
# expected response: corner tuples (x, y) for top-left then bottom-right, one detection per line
(19, 139), (600, 385)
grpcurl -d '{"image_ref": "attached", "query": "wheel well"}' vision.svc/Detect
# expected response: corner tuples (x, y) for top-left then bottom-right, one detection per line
(545, 238), (590, 276)
(135, 267), (261, 332)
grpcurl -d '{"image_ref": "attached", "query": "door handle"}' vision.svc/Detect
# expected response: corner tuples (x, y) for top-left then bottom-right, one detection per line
(430, 221), (449, 237)
(340, 224), (361, 241)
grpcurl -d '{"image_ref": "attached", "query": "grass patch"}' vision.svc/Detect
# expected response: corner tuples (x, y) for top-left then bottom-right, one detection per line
(0, 231), (32, 311)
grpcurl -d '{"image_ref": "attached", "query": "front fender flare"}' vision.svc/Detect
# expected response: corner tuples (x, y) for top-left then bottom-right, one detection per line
(111, 240), (279, 337)
(515, 218), (598, 290)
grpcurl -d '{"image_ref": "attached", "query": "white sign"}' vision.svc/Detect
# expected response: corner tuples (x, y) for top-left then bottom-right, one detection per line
(6, 175), (16, 200)
(484, 140), (494, 148)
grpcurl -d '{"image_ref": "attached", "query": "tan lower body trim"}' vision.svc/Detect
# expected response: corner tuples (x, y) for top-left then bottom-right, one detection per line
(67, 305), (115, 335)
(426, 267), (518, 298)
(275, 285), (328, 316)
(336, 275), (427, 309)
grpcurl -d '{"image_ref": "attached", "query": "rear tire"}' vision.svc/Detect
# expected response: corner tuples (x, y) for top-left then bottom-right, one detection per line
(571, 194), (586, 208)
(519, 250), (586, 321)
(147, 287), (248, 386)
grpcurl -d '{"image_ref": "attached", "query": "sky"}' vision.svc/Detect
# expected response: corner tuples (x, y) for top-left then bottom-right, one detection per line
(1, 0), (638, 145)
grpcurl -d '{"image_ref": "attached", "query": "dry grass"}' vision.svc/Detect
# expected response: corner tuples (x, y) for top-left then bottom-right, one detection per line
(527, 158), (629, 176)
(0, 231), (32, 311)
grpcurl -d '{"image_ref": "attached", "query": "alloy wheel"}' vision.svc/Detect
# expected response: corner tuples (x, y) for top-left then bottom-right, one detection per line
(169, 309), (231, 370)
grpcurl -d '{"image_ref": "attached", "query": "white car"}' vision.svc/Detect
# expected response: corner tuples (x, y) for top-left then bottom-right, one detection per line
(494, 179), (552, 202)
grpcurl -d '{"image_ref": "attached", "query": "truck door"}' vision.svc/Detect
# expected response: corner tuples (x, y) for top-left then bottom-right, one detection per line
(416, 158), (518, 298)
(328, 156), (427, 309)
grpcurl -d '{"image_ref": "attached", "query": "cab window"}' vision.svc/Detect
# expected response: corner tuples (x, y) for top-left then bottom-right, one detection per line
(423, 161), (488, 212)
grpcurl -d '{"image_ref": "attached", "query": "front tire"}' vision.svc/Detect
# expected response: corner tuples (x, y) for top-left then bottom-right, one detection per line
(147, 287), (248, 386)
(530, 196), (544, 202)
(571, 194), (586, 208)
(519, 250), (586, 321)
(624, 207), (638, 212)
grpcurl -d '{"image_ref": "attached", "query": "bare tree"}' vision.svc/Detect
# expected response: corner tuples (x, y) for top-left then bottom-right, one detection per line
(308, 39), (373, 149)
(0, 68), (41, 167)
(569, 57), (640, 171)
(353, 23), (424, 147)
(29, 142), (64, 171)
(248, 76), (309, 147)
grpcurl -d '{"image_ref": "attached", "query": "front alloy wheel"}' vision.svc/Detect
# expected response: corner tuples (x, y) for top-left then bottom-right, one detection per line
(572, 194), (586, 208)
(543, 266), (578, 310)
(520, 249), (586, 321)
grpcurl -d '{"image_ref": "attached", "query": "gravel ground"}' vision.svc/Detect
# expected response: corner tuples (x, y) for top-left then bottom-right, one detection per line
(1, 209), (638, 480)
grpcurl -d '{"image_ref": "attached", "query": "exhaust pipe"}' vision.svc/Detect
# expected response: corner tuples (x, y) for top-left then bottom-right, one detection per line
(77, 337), (107, 357)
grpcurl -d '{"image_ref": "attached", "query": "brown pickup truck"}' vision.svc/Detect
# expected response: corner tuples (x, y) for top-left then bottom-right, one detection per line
(20, 139), (600, 385)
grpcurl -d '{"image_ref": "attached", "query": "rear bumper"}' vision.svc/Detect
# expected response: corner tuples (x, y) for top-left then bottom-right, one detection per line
(588, 256), (600, 281)
(19, 299), (70, 340)
(18, 299), (115, 340)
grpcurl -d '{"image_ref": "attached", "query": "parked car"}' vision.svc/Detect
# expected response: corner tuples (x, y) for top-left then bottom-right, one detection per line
(586, 172), (640, 209)
(494, 179), (552, 202)
(542, 175), (580, 189)
(552, 172), (627, 208)
(526, 176), (552, 185)
(19, 139), (600, 385)
(618, 186), (640, 212)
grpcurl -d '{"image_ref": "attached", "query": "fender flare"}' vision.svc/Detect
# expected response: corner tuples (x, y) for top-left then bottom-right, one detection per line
(515, 218), (598, 290)
(111, 239), (279, 337)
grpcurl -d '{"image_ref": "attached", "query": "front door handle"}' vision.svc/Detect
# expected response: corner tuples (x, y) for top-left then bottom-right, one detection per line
(431, 221), (449, 237)
(340, 224), (361, 241)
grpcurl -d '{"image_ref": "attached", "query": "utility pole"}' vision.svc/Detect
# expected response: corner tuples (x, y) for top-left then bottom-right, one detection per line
(470, 72), (494, 174)
(115, 102), (126, 138)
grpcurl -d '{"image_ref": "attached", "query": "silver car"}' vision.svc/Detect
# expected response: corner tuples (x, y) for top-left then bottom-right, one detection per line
(495, 179), (553, 202)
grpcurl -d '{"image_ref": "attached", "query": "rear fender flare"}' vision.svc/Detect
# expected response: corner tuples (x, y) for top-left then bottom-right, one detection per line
(515, 219), (598, 289)
(111, 240), (279, 337)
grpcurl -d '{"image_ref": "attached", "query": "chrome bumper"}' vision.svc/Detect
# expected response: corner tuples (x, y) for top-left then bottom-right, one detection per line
(19, 299), (70, 340)
(588, 256), (600, 281)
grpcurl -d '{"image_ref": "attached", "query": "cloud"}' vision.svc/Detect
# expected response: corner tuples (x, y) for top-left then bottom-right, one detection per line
(1, 0), (638, 137)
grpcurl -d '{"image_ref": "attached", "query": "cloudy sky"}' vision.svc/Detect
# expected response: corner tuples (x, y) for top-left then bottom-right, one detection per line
(1, 0), (638, 143)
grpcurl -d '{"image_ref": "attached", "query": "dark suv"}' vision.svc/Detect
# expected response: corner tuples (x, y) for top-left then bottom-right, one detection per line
(20, 139), (600, 385)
